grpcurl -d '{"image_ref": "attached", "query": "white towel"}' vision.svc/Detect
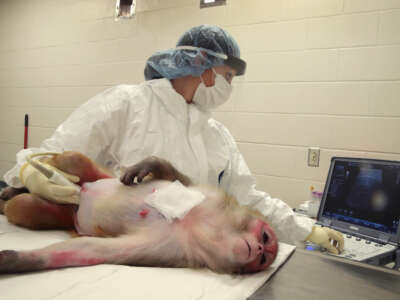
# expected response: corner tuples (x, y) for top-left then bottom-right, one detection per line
(144, 180), (205, 222)
(0, 215), (295, 300)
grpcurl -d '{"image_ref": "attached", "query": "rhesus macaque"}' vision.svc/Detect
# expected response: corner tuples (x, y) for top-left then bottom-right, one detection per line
(0, 152), (278, 274)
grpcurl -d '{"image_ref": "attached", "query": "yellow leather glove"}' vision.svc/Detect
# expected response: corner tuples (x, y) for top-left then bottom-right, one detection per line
(19, 162), (81, 205)
(306, 226), (344, 254)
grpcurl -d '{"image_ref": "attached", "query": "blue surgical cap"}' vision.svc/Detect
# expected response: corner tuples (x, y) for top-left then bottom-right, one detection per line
(144, 25), (246, 80)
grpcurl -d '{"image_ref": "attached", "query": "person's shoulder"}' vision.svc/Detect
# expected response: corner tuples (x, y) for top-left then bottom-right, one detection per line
(77, 80), (169, 115)
(68, 84), (138, 116)
(116, 80), (166, 102)
(85, 84), (131, 102)
(103, 84), (144, 100)
(207, 117), (236, 143)
(208, 118), (230, 134)
(88, 83), (150, 107)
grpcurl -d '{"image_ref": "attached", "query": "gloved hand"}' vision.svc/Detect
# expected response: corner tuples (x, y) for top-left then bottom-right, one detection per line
(19, 162), (81, 205)
(306, 226), (344, 254)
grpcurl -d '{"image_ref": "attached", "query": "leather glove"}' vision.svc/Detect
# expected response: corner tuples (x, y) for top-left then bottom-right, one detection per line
(19, 162), (81, 205)
(306, 226), (344, 254)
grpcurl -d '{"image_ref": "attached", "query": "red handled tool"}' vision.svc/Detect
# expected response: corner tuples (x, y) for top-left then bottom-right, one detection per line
(24, 114), (29, 149)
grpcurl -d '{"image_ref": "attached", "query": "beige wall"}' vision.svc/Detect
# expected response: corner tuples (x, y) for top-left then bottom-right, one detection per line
(0, 0), (399, 207)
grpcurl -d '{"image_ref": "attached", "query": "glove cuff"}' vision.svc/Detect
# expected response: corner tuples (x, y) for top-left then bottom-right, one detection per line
(19, 162), (30, 186)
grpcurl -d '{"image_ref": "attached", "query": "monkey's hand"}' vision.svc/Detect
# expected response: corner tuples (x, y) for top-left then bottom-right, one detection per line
(120, 156), (192, 186)
(20, 163), (81, 205)
(306, 226), (344, 254)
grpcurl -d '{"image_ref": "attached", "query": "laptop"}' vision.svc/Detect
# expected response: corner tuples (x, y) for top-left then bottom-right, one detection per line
(315, 157), (400, 266)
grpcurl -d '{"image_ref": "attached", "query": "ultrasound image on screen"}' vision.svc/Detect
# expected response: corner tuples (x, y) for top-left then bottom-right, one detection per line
(322, 160), (400, 234)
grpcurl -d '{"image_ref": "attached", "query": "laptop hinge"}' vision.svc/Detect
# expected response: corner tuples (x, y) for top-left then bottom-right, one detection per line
(321, 219), (332, 226)
(377, 233), (390, 244)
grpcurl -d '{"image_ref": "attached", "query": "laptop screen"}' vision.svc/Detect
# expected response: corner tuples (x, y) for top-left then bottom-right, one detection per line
(320, 158), (400, 235)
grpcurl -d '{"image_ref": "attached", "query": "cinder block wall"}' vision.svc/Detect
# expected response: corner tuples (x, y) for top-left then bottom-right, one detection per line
(0, 0), (399, 207)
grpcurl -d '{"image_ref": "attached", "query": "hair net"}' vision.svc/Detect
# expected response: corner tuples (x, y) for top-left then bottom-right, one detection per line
(144, 25), (246, 80)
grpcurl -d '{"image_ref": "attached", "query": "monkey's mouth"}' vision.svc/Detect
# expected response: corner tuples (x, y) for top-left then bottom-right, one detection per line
(245, 240), (251, 258)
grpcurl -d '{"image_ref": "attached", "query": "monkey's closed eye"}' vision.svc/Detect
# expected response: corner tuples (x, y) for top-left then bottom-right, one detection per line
(263, 232), (269, 244)
(245, 240), (251, 258)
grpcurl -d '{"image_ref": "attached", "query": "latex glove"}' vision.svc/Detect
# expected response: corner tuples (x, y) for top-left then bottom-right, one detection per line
(306, 226), (344, 254)
(19, 163), (81, 205)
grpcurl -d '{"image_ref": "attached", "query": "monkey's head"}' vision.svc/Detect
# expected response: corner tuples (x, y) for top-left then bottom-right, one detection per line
(236, 218), (278, 273)
(189, 196), (279, 274)
(222, 202), (278, 273)
(191, 214), (278, 274)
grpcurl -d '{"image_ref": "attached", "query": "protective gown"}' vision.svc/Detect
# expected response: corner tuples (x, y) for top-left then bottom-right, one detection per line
(4, 79), (314, 245)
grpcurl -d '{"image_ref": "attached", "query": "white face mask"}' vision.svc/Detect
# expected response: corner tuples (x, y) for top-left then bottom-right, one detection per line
(192, 69), (233, 110)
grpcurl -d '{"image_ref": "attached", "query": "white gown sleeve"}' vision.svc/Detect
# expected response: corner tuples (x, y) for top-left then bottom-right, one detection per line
(217, 125), (314, 245)
(3, 86), (129, 188)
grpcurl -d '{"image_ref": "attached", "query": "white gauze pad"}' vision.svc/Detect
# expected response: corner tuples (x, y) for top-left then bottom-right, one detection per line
(144, 180), (205, 223)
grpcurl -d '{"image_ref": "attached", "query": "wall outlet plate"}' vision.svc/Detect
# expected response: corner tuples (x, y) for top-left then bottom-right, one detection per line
(308, 147), (320, 167)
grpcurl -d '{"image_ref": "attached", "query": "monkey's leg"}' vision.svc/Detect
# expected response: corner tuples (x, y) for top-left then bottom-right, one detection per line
(47, 151), (113, 184)
(0, 236), (116, 274)
(4, 193), (75, 230)
(0, 232), (177, 274)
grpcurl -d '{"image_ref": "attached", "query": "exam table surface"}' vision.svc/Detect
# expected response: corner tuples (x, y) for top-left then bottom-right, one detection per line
(249, 248), (400, 300)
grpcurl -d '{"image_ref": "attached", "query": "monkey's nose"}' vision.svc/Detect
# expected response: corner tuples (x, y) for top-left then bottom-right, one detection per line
(257, 243), (264, 254)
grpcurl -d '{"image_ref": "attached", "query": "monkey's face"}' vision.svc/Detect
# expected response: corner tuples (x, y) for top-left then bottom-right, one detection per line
(232, 219), (278, 273)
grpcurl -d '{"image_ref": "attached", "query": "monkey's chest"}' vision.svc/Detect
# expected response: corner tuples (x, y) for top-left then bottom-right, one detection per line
(75, 179), (171, 236)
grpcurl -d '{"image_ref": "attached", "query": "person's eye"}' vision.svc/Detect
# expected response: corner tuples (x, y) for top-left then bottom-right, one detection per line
(263, 232), (269, 244)
(225, 72), (233, 82)
(260, 254), (266, 265)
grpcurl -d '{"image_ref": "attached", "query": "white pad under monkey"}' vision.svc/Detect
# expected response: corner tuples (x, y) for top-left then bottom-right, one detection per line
(0, 215), (295, 300)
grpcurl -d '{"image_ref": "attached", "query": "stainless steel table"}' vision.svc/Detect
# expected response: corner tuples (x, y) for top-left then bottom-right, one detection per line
(249, 248), (400, 300)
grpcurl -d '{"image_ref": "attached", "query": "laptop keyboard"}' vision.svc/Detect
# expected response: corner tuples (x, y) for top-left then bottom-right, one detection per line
(330, 234), (396, 261)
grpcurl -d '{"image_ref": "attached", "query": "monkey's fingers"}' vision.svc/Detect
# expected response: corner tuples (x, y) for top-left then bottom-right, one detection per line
(136, 168), (151, 183)
(119, 173), (128, 185)
(0, 187), (27, 200)
(120, 174), (133, 185)
(120, 168), (139, 185)
(0, 187), (11, 200)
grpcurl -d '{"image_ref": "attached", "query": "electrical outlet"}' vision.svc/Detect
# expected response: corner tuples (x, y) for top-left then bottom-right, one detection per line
(308, 147), (320, 167)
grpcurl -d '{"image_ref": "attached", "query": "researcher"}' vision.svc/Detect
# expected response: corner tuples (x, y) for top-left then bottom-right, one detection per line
(1, 24), (342, 252)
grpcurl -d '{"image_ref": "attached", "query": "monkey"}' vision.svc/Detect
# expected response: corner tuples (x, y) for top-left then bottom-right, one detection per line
(0, 152), (278, 274)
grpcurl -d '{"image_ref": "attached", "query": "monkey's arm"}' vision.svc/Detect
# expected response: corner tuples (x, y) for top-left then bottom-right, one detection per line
(0, 229), (182, 274)
(120, 156), (192, 186)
